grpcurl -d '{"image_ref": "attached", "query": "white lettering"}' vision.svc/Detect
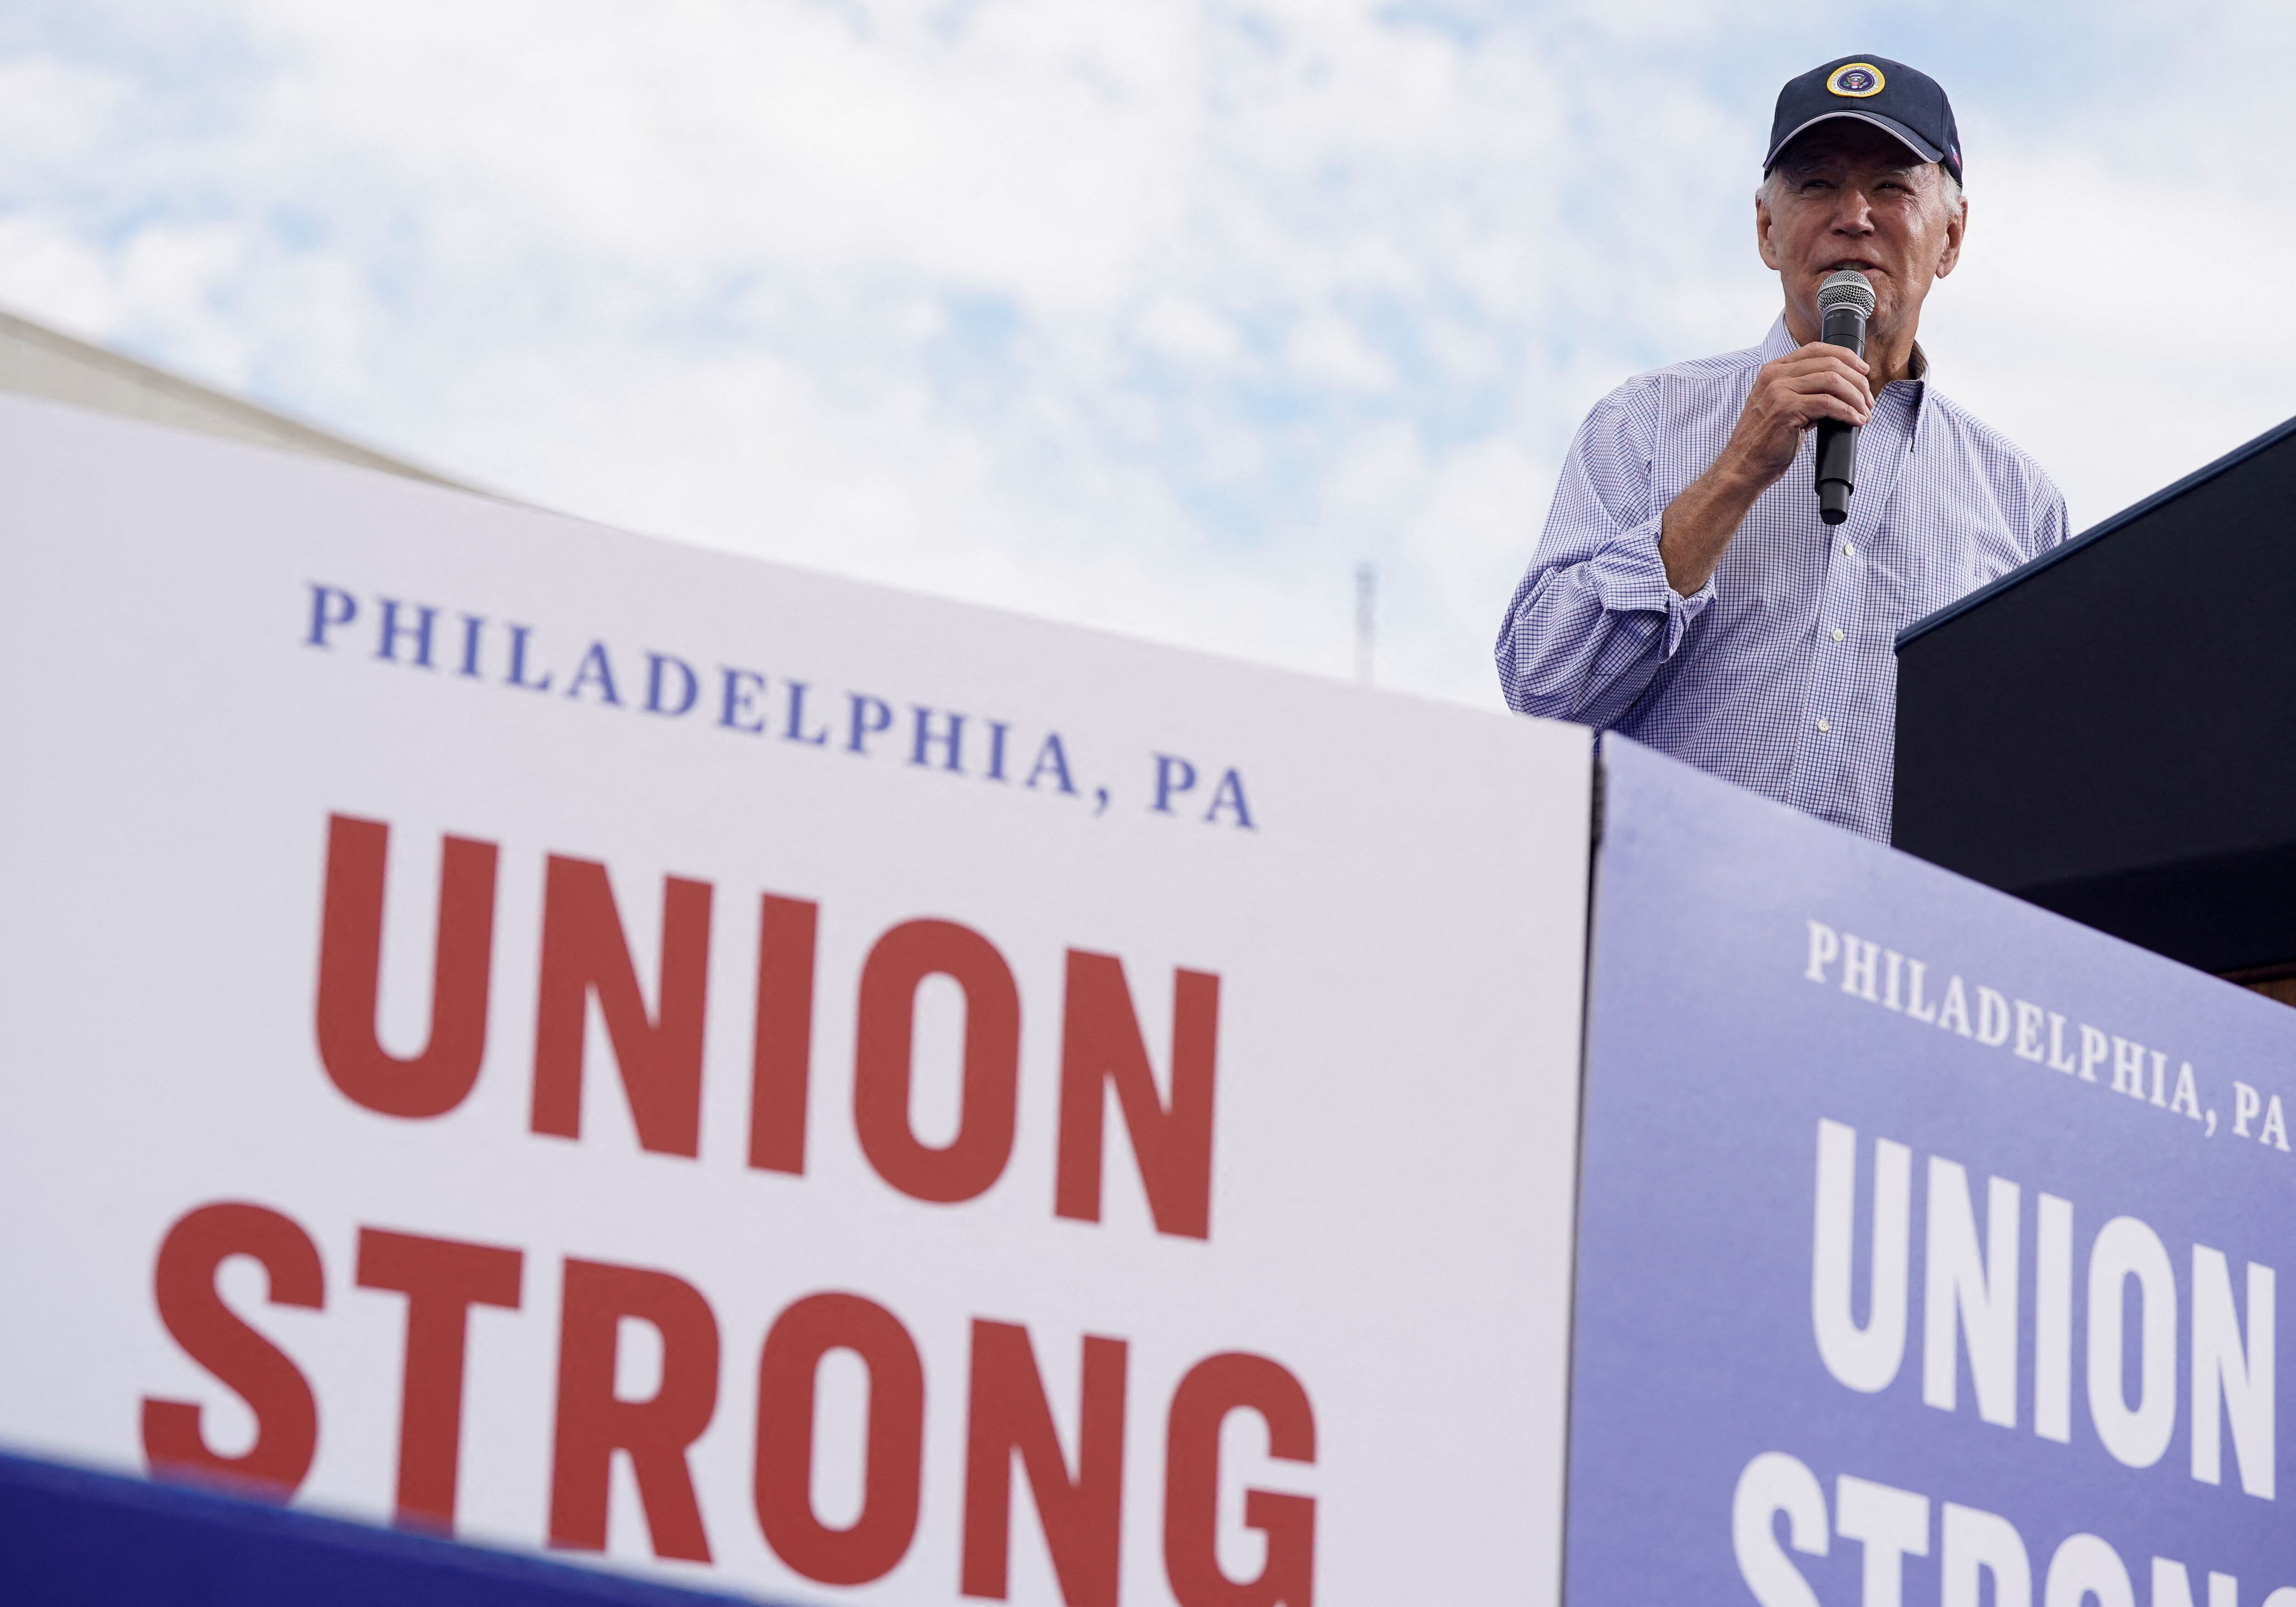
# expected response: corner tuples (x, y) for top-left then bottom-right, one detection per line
(2047, 1013), (2078, 1073)
(2191, 1247), (2275, 1499)
(2044, 1534), (2134, 1607)
(2015, 1001), (2046, 1063)
(1924, 1158), (2020, 1427)
(1813, 1121), (1911, 1393)
(1939, 976), (1972, 1037)
(2148, 1559), (2236, 1607)
(2234, 1081), (2262, 1138)
(1907, 959), (1938, 1024)
(2088, 1216), (2178, 1468)
(1843, 935), (1880, 1002)
(2171, 1063), (2202, 1121)
(1836, 1475), (1929, 1607)
(2036, 1193), (2075, 1444)
(1942, 1503), (2031, 1607)
(1976, 987), (2011, 1047)
(2112, 1037), (2147, 1099)
(1806, 920), (1840, 983)
(1733, 1452), (1828, 1607)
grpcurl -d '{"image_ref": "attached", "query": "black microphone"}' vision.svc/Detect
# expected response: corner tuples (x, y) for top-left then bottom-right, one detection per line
(1813, 269), (1875, 526)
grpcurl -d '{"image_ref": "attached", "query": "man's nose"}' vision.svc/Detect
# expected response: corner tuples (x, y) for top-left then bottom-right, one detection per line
(1831, 190), (1876, 233)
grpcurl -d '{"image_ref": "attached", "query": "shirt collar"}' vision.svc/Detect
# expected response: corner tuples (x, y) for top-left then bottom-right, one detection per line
(1759, 313), (1933, 432)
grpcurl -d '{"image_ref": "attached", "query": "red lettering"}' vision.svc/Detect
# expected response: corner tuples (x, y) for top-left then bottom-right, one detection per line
(754, 1292), (924, 1584)
(1164, 1354), (1317, 1607)
(1054, 952), (1219, 1239)
(530, 856), (712, 1156)
(140, 1202), (325, 1500)
(960, 1320), (1126, 1605)
(748, 894), (819, 1175)
(854, 920), (1020, 1204)
(355, 1227), (524, 1532)
(315, 815), (498, 1118)
(547, 1258), (720, 1562)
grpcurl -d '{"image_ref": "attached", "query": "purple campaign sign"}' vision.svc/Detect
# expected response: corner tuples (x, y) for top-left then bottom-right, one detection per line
(1567, 736), (2296, 1605)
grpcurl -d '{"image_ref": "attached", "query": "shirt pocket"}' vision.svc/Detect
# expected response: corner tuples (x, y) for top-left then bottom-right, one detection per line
(1874, 496), (2033, 628)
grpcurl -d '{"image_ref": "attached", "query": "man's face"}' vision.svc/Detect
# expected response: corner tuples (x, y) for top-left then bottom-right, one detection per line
(1757, 120), (1965, 341)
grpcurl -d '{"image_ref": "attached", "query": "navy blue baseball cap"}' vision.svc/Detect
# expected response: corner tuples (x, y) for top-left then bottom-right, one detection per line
(1764, 56), (1963, 185)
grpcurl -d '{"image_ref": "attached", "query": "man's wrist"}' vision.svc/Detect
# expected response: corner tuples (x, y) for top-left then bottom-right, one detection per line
(1660, 453), (1768, 596)
(1657, 508), (1715, 598)
(1699, 442), (1774, 507)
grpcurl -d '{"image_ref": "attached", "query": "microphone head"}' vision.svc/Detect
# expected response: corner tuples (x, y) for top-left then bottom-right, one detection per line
(1817, 269), (1875, 320)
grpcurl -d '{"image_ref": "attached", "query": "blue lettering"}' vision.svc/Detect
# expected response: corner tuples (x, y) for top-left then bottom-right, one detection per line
(1152, 753), (1198, 814)
(1206, 768), (1255, 829)
(457, 614), (486, 678)
(986, 719), (1013, 782)
(910, 706), (965, 772)
(307, 583), (357, 648)
(719, 667), (768, 734)
(376, 598), (439, 667)
(783, 680), (830, 746)
(505, 624), (553, 692)
(645, 652), (699, 717)
(1027, 733), (1077, 795)
(566, 641), (621, 705)
(847, 693), (894, 755)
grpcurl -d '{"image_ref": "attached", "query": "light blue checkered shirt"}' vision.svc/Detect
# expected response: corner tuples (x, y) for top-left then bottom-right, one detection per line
(1497, 316), (2067, 841)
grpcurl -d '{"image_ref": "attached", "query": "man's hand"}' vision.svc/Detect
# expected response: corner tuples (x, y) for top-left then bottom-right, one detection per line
(1721, 343), (1875, 483)
(1658, 343), (1873, 596)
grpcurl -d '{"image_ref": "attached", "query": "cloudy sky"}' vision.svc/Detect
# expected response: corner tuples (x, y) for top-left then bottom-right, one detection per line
(0, 1), (2279, 706)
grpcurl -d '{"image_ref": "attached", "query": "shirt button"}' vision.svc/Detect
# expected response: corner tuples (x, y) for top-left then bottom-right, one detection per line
(1842, 543), (1857, 558)
(1831, 627), (1845, 643)
(1816, 718), (1832, 733)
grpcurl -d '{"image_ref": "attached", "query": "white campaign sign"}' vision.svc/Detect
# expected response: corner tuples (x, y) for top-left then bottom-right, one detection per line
(0, 393), (1590, 1605)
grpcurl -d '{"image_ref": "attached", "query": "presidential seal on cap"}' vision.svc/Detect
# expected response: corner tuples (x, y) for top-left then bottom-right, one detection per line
(1826, 62), (1884, 97)
(1766, 54), (1962, 184)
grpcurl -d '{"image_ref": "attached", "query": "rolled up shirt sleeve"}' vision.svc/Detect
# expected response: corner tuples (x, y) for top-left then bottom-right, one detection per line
(1495, 383), (1714, 730)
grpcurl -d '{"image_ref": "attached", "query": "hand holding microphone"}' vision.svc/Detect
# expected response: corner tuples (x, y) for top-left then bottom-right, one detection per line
(1652, 275), (1876, 596)
(1812, 269), (1876, 525)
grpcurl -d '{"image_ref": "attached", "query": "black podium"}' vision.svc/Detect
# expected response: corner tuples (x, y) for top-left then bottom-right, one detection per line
(1893, 415), (2296, 981)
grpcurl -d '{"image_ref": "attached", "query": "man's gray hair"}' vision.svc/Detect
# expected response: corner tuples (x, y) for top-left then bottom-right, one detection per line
(1759, 161), (1963, 212)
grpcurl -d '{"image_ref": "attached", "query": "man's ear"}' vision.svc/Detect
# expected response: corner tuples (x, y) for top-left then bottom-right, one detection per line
(1933, 191), (1968, 280)
(1756, 191), (1781, 270)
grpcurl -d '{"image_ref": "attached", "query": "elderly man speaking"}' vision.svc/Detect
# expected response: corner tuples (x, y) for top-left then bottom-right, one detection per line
(1496, 56), (2065, 841)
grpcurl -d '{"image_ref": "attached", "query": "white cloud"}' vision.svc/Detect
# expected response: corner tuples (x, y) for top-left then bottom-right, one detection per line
(0, 2), (2288, 708)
